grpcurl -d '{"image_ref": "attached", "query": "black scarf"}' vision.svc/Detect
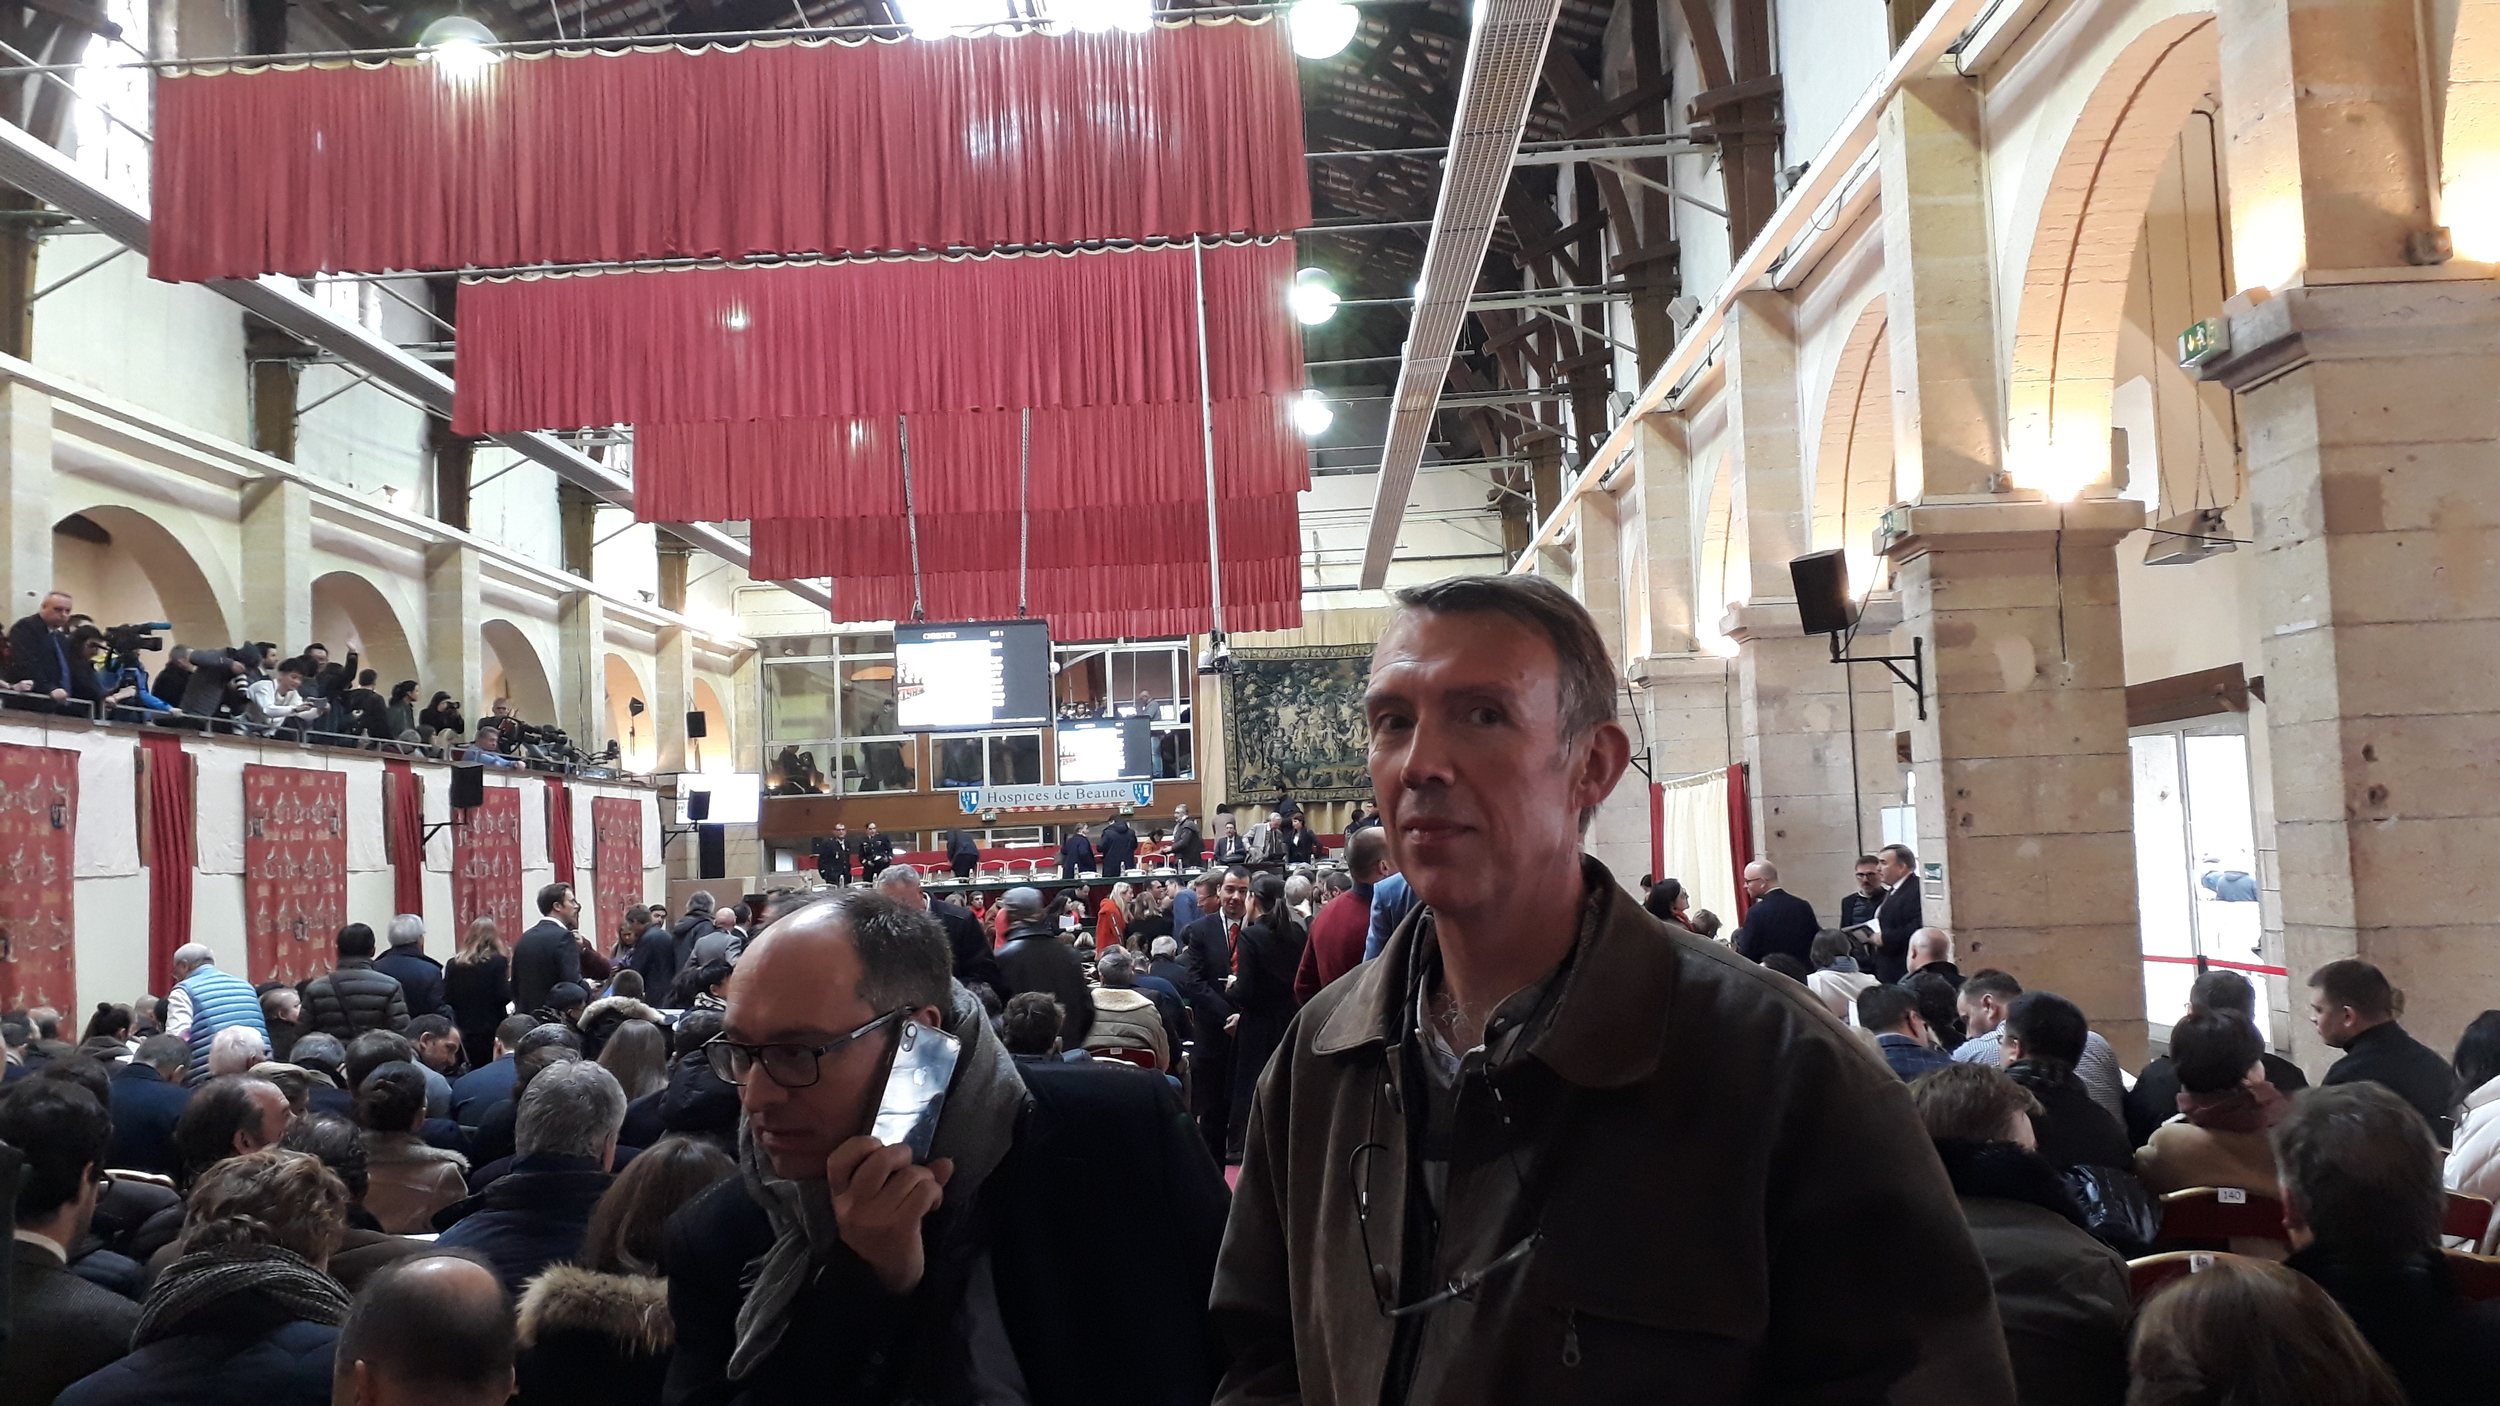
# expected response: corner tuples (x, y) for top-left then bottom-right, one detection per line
(135, 1247), (351, 1347)
(1931, 1138), (2089, 1228)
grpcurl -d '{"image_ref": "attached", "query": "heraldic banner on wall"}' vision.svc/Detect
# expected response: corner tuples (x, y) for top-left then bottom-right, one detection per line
(1222, 644), (1375, 804)
(243, 764), (346, 989)
(591, 797), (644, 948)
(0, 743), (78, 1010)
(455, 783), (526, 947)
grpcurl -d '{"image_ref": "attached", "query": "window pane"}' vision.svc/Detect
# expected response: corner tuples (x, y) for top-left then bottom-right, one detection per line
(842, 738), (917, 794)
(845, 632), (896, 657)
(1056, 651), (1108, 718)
(841, 659), (900, 736)
(764, 634), (839, 660)
(1154, 726), (1193, 779)
(765, 663), (840, 738)
(768, 743), (836, 795)
(989, 733), (1042, 785)
(1122, 650), (1178, 716)
(936, 737), (985, 789)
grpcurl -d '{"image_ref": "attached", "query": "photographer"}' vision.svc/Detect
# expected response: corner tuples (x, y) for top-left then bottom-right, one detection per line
(176, 646), (255, 732)
(243, 657), (326, 739)
(339, 668), (391, 741)
(91, 621), (176, 720)
(419, 692), (465, 744)
(153, 645), (195, 712)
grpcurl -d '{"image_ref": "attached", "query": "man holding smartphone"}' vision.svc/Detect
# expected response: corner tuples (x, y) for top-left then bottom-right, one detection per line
(662, 890), (1229, 1404)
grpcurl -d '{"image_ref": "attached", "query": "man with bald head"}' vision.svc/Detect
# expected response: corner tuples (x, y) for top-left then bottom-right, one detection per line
(1733, 858), (1822, 966)
(876, 863), (1002, 995)
(1293, 825), (1394, 1003)
(332, 1252), (516, 1406)
(1904, 927), (1962, 988)
(661, 890), (1227, 1404)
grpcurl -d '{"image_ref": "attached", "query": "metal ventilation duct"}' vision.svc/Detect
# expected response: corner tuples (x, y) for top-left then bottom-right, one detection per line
(1357, 0), (1564, 589)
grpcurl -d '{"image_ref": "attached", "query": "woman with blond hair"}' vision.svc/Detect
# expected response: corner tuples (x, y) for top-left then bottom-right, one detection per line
(443, 916), (511, 1068)
(1098, 881), (1132, 949)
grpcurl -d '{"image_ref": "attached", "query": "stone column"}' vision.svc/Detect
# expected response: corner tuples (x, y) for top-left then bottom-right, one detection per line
(0, 382), (53, 622)
(654, 624), (693, 774)
(240, 478), (312, 654)
(556, 591), (606, 752)
(424, 544), (482, 716)
(1879, 62), (2149, 1059)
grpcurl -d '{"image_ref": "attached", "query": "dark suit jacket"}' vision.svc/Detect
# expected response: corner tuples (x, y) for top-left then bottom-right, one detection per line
(2, 1238), (143, 1406)
(374, 946), (452, 1019)
(510, 919), (583, 1015)
(1873, 879), (1923, 983)
(106, 1061), (190, 1175)
(814, 837), (854, 880)
(999, 928), (1095, 1047)
(1148, 957), (1233, 1048)
(5, 615), (69, 694)
(1177, 914), (1234, 988)
(1734, 888), (1822, 966)
(930, 899), (1003, 994)
(2324, 1021), (2461, 1146)
(1058, 834), (1098, 875)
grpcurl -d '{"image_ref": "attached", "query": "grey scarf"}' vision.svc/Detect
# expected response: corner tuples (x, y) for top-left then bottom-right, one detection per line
(135, 1247), (351, 1347)
(727, 980), (1027, 1381)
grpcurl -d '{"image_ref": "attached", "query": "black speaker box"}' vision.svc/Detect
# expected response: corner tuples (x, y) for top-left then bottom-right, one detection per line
(698, 823), (726, 880)
(449, 764), (485, 810)
(1789, 550), (1860, 637)
(686, 710), (708, 739)
(686, 789), (712, 822)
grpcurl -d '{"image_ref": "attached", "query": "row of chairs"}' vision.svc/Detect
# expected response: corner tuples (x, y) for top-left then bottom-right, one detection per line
(2126, 1186), (2500, 1301)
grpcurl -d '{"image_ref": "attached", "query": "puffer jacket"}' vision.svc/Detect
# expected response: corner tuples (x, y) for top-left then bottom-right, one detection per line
(300, 957), (410, 1037)
(2446, 1074), (2500, 1252)
(515, 1264), (675, 1406)
(1084, 986), (1171, 1069)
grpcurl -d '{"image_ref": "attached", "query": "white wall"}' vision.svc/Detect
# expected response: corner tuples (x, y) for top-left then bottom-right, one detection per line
(33, 233), (251, 447)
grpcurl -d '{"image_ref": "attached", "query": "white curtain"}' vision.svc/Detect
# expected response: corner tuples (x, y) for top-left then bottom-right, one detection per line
(1656, 768), (1736, 926)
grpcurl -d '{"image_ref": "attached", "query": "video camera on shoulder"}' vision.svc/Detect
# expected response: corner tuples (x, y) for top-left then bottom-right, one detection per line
(102, 621), (170, 673)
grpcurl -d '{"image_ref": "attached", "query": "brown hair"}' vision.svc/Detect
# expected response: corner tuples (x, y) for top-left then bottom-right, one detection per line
(454, 916), (504, 967)
(577, 1135), (737, 1277)
(179, 1147), (350, 1265)
(1906, 1063), (2042, 1144)
(2127, 1256), (2404, 1406)
(1391, 575), (1619, 744)
(2307, 959), (2396, 1021)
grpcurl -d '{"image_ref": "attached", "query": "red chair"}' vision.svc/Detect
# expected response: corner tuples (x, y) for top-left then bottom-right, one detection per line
(2448, 1249), (2500, 1301)
(2127, 1250), (2238, 1302)
(2154, 1187), (2290, 1250)
(1092, 1047), (1160, 1071)
(2446, 1192), (2494, 1247)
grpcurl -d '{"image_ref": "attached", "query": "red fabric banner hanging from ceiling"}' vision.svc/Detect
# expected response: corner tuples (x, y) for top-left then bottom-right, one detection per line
(142, 733), (195, 995)
(628, 395), (1309, 524)
(591, 797), (644, 956)
(243, 764), (347, 989)
(453, 783), (526, 948)
(0, 743), (78, 1011)
(544, 778), (574, 893)
(451, 240), (1298, 434)
(149, 21), (1310, 282)
(383, 759), (424, 917)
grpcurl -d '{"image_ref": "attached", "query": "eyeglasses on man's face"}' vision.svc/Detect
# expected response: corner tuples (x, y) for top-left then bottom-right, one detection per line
(704, 1008), (909, 1089)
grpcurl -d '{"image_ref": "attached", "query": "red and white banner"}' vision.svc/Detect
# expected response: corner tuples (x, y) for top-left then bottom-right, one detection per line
(243, 764), (347, 989)
(0, 743), (78, 1010)
(453, 783), (526, 948)
(591, 797), (645, 957)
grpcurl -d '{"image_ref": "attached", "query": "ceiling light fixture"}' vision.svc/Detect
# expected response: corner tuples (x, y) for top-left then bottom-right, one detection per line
(420, 15), (502, 78)
(1295, 389), (1336, 437)
(1290, 267), (1340, 325)
(1288, 0), (1359, 58)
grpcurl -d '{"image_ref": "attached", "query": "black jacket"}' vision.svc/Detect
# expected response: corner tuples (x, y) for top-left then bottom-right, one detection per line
(374, 945), (453, 1019)
(301, 956), (410, 1037)
(434, 1154), (614, 1295)
(516, 1266), (672, 1406)
(2124, 1048), (2307, 1148)
(5, 613), (70, 694)
(53, 1287), (339, 1406)
(1057, 833), (1097, 874)
(2007, 1060), (2132, 1172)
(107, 1062), (191, 1176)
(1148, 956), (1233, 1046)
(2288, 1245), (2500, 1406)
(931, 899), (1004, 994)
(1872, 878), (1922, 983)
(1934, 1140), (2130, 1406)
(814, 837), (854, 881)
(1099, 821), (1138, 868)
(625, 926), (683, 993)
(1281, 826), (1320, 865)
(4, 1238), (143, 1406)
(999, 925), (1094, 1047)
(2323, 1020), (2460, 1145)
(1733, 888), (1822, 966)
(1838, 889), (1882, 930)
(1177, 913), (1234, 989)
(511, 919), (584, 1015)
(660, 1057), (1229, 1406)
(443, 954), (511, 1067)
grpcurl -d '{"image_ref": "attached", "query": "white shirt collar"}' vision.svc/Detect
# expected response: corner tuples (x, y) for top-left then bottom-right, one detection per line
(13, 1227), (68, 1265)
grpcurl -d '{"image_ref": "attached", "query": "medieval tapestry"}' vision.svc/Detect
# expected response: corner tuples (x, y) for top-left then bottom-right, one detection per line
(0, 743), (77, 1009)
(454, 782), (526, 945)
(1222, 644), (1374, 803)
(243, 764), (346, 988)
(592, 796), (646, 947)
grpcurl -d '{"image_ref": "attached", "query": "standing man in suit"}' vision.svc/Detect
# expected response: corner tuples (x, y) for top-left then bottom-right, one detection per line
(0, 1080), (144, 1402)
(1871, 843), (1923, 983)
(4, 589), (80, 712)
(511, 882), (584, 1015)
(1058, 824), (1098, 881)
(1838, 854), (1886, 930)
(1098, 812), (1138, 877)
(1171, 804), (1204, 870)
(878, 866), (1004, 996)
(1733, 860), (1822, 965)
(815, 825), (856, 886)
(1177, 865), (1252, 1160)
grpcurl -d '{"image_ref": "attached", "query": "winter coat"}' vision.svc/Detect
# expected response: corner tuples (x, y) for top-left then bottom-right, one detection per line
(433, 1153), (614, 1294)
(1084, 986), (1171, 1069)
(623, 924), (682, 993)
(443, 953), (511, 1069)
(2134, 1115), (2280, 1197)
(362, 1130), (472, 1235)
(300, 956), (410, 1038)
(54, 1256), (344, 1406)
(515, 1264), (673, 1406)
(2008, 1060), (2134, 1173)
(2446, 1073), (2500, 1252)
(998, 924), (1095, 1048)
(579, 996), (667, 1061)
(373, 946), (452, 1019)
(1933, 1139), (2132, 1406)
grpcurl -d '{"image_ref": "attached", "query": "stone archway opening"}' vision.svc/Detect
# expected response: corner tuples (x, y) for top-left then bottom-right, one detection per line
(50, 505), (237, 660)
(691, 678), (731, 773)
(604, 653), (653, 773)
(1809, 296), (1899, 599)
(479, 619), (558, 727)
(310, 571), (420, 689)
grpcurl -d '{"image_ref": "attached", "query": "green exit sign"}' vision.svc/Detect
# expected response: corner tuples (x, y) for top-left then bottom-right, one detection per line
(2177, 317), (2230, 369)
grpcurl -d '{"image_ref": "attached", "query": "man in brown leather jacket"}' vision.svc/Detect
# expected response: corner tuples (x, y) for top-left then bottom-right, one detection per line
(1211, 575), (2015, 1405)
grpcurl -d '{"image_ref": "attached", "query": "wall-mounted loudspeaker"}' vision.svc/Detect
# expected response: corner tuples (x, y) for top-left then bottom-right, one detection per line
(686, 711), (708, 739)
(698, 823), (726, 880)
(449, 764), (484, 811)
(1789, 550), (1860, 637)
(686, 789), (712, 823)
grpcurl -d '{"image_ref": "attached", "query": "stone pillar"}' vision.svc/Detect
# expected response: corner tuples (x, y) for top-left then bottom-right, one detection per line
(1878, 64), (2003, 498)
(1630, 414), (1700, 658)
(0, 382), (53, 622)
(556, 591), (606, 752)
(654, 624), (693, 774)
(1573, 493), (1651, 881)
(240, 478), (312, 653)
(425, 544), (482, 716)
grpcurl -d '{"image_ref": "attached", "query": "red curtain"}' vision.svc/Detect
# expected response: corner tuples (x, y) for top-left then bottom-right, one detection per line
(149, 21), (1309, 282)
(242, 765), (349, 989)
(629, 395), (1308, 524)
(384, 759), (425, 916)
(452, 240), (1298, 433)
(142, 733), (194, 994)
(544, 778), (574, 892)
(1726, 763), (1754, 922)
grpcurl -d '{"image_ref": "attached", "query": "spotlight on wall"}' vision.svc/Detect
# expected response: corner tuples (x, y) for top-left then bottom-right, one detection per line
(420, 15), (502, 77)
(1290, 268), (1340, 326)
(1293, 390), (1335, 437)
(1288, 0), (1359, 58)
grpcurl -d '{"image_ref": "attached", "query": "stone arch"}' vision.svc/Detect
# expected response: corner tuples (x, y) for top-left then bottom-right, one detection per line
(1693, 449), (1743, 656)
(604, 653), (653, 772)
(2004, 15), (2221, 498)
(479, 618), (557, 725)
(2444, 0), (2500, 258)
(50, 503), (237, 653)
(1809, 295), (1898, 597)
(309, 571), (419, 687)
(691, 677), (731, 771)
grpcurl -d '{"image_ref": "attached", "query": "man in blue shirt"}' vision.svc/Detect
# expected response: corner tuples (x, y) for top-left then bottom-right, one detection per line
(1860, 985), (1953, 1081)
(1362, 870), (1415, 961)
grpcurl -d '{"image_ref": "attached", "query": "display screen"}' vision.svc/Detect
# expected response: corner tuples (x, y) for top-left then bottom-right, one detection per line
(893, 621), (1053, 731)
(1055, 717), (1153, 783)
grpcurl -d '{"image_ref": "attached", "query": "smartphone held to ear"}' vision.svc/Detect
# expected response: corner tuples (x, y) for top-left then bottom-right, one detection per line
(868, 1019), (961, 1163)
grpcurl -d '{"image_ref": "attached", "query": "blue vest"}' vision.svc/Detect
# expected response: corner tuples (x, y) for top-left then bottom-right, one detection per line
(179, 963), (267, 1078)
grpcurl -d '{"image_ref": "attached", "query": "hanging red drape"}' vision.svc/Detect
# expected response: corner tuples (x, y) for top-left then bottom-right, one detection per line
(141, 733), (193, 995)
(1726, 763), (1754, 922)
(628, 395), (1308, 524)
(452, 240), (1298, 434)
(384, 760), (426, 916)
(544, 778), (574, 893)
(149, 21), (1310, 282)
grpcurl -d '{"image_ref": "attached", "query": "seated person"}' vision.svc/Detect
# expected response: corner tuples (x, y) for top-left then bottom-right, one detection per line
(2135, 1008), (2286, 1196)
(1083, 946), (1170, 1069)
(2128, 1256), (2405, 1406)
(1999, 991), (2131, 1173)
(1858, 983), (1952, 1082)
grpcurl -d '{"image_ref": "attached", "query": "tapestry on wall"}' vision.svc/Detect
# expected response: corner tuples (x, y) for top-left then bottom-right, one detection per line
(453, 783), (526, 948)
(242, 764), (346, 989)
(591, 797), (644, 948)
(1221, 644), (1375, 804)
(0, 743), (77, 1010)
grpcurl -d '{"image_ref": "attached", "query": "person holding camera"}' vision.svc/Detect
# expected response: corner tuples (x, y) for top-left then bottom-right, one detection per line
(243, 658), (326, 739)
(419, 692), (465, 744)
